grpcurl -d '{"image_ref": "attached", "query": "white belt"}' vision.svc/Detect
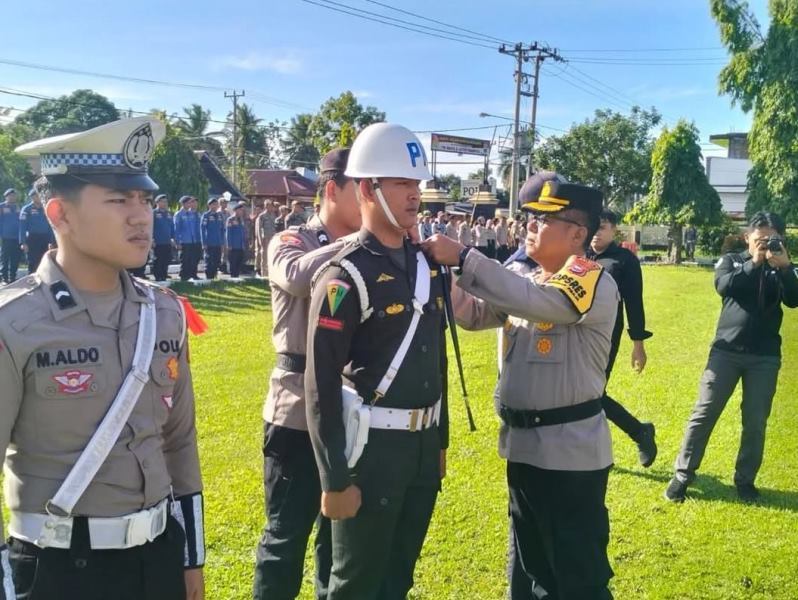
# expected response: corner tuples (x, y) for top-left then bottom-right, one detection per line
(369, 399), (442, 432)
(9, 498), (169, 550)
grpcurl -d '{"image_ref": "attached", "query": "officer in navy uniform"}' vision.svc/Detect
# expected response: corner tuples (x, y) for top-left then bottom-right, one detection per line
(200, 197), (224, 280)
(174, 196), (201, 281)
(226, 202), (247, 277)
(253, 148), (361, 600)
(152, 194), (174, 281)
(305, 124), (448, 599)
(1, 117), (205, 599)
(18, 182), (55, 273)
(0, 188), (21, 283)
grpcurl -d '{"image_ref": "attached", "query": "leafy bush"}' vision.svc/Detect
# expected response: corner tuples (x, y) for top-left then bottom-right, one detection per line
(698, 215), (742, 255)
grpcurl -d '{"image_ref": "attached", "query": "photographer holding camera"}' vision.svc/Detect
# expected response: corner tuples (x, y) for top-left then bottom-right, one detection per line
(666, 212), (798, 503)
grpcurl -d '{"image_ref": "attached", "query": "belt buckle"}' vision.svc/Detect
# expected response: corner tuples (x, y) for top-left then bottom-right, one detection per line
(409, 409), (419, 432)
(126, 504), (162, 547)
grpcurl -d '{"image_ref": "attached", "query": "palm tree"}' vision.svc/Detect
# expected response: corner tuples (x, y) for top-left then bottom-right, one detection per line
(226, 103), (264, 171)
(175, 104), (210, 139)
(283, 114), (320, 169)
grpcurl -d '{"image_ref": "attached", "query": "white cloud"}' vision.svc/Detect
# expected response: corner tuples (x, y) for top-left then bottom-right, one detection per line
(352, 90), (375, 100)
(212, 51), (303, 74)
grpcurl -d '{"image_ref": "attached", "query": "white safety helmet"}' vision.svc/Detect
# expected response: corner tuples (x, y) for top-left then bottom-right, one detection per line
(345, 123), (432, 181)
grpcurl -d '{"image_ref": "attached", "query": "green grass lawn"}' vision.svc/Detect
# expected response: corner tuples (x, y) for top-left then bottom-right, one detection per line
(184, 268), (798, 599)
(6, 266), (793, 598)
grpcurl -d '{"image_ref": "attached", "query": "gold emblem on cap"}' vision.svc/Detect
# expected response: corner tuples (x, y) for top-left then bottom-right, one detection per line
(541, 181), (553, 197)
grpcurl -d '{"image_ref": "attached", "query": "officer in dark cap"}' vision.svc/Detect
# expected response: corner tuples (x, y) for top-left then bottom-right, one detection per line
(225, 201), (247, 278)
(200, 197), (224, 280)
(0, 188), (21, 283)
(18, 182), (55, 274)
(425, 177), (619, 600)
(151, 193), (175, 281)
(3, 117), (205, 599)
(174, 195), (201, 281)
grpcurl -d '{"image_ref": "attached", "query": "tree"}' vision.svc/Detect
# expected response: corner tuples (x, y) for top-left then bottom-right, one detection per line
(225, 104), (285, 177)
(309, 91), (385, 154)
(174, 104), (226, 165)
(149, 122), (209, 207)
(0, 131), (34, 193)
(627, 120), (723, 264)
(711, 0), (798, 222)
(283, 114), (320, 169)
(436, 173), (462, 200)
(533, 107), (661, 212)
(15, 89), (119, 137)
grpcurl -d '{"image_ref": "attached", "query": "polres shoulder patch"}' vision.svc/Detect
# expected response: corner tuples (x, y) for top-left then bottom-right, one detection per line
(544, 255), (604, 315)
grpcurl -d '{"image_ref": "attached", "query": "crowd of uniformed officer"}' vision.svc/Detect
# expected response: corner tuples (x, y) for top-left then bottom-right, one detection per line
(1, 113), (796, 600)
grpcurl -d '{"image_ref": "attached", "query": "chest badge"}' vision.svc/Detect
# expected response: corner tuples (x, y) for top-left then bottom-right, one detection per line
(537, 338), (553, 355)
(386, 303), (405, 315)
(376, 273), (395, 283)
(166, 356), (179, 380)
(53, 370), (93, 395)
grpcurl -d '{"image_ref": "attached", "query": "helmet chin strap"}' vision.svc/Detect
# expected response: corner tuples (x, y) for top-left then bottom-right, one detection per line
(371, 178), (402, 230)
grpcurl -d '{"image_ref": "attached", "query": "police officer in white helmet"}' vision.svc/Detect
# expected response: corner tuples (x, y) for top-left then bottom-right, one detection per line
(304, 123), (449, 598)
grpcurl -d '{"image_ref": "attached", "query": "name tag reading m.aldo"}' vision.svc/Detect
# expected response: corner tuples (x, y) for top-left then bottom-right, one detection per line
(545, 256), (604, 315)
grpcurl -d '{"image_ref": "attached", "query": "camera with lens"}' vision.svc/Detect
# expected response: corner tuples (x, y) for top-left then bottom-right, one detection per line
(766, 236), (784, 254)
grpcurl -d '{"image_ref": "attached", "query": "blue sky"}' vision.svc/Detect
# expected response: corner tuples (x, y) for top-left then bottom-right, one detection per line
(0, 0), (770, 179)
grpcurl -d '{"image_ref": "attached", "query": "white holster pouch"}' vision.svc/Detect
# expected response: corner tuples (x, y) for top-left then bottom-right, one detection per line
(340, 251), (431, 468)
(9, 288), (159, 549)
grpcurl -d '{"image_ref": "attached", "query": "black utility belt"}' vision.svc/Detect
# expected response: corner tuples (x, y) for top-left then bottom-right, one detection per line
(276, 352), (306, 373)
(498, 398), (603, 429)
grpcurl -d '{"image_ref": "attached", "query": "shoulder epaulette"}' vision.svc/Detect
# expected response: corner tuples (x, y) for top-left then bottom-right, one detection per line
(0, 275), (41, 309)
(310, 241), (372, 322)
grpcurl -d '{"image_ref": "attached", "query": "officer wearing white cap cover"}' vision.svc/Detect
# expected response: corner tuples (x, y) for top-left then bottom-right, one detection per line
(305, 123), (449, 598)
(0, 117), (205, 599)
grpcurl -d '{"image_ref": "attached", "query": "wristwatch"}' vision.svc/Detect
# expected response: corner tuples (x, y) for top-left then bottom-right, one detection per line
(458, 246), (472, 270)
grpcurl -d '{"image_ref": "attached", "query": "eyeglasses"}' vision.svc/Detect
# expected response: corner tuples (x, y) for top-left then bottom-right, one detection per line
(529, 213), (586, 228)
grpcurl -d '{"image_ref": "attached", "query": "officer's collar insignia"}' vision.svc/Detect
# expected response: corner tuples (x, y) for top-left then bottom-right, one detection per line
(317, 231), (330, 246)
(123, 122), (156, 169)
(386, 303), (405, 315)
(326, 279), (351, 316)
(376, 273), (395, 283)
(430, 269), (438, 278)
(50, 281), (77, 309)
(436, 296), (444, 310)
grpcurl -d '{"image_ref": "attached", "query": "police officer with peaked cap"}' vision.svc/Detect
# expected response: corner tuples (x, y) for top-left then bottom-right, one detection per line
(0, 117), (205, 599)
(424, 177), (618, 599)
(252, 148), (361, 600)
(305, 123), (449, 598)
(174, 195), (201, 281)
(225, 201), (247, 278)
(18, 181), (55, 273)
(200, 197), (224, 280)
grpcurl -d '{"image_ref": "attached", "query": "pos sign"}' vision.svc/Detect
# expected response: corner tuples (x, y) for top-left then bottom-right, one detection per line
(460, 179), (481, 200)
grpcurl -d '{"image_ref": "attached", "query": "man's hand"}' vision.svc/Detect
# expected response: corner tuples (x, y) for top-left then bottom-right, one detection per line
(440, 449), (447, 479)
(767, 247), (790, 270)
(184, 568), (204, 600)
(421, 234), (464, 266)
(321, 485), (362, 520)
(752, 242), (767, 265)
(631, 341), (647, 373)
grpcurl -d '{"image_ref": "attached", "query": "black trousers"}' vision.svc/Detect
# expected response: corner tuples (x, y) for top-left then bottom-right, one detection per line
(601, 327), (643, 440)
(179, 243), (201, 281)
(153, 244), (172, 281)
(253, 424), (332, 600)
(204, 246), (221, 280)
(508, 462), (613, 600)
(228, 248), (244, 278)
(8, 516), (187, 600)
(24, 234), (49, 273)
(1, 238), (20, 283)
(326, 427), (440, 600)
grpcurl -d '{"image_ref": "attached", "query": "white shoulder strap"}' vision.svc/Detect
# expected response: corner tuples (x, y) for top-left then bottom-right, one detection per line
(48, 289), (158, 516)
(338, 258), (373, 323)
(374, 251), (430, 399)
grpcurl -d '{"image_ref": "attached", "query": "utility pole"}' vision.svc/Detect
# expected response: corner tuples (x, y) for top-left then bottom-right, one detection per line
(225, 90), (245, 188)
(498, 43), (563, 214)
(528, 47), (563, 181)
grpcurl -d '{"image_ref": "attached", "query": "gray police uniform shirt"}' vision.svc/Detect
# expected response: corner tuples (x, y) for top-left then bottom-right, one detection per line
(453, 250), (618, 471)
(263, 215), (349, 430)
(0, 253), (202, 542)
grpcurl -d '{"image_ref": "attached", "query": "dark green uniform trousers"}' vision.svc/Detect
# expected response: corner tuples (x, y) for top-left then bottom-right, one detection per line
(675, 347), (781, 486)
(326, 427), (441, 600)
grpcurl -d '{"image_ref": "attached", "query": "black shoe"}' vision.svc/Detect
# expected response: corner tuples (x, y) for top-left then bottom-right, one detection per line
(635, 422), (657, 468)
(736, 483), (760, 502)
(665, 477), (688, 503)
